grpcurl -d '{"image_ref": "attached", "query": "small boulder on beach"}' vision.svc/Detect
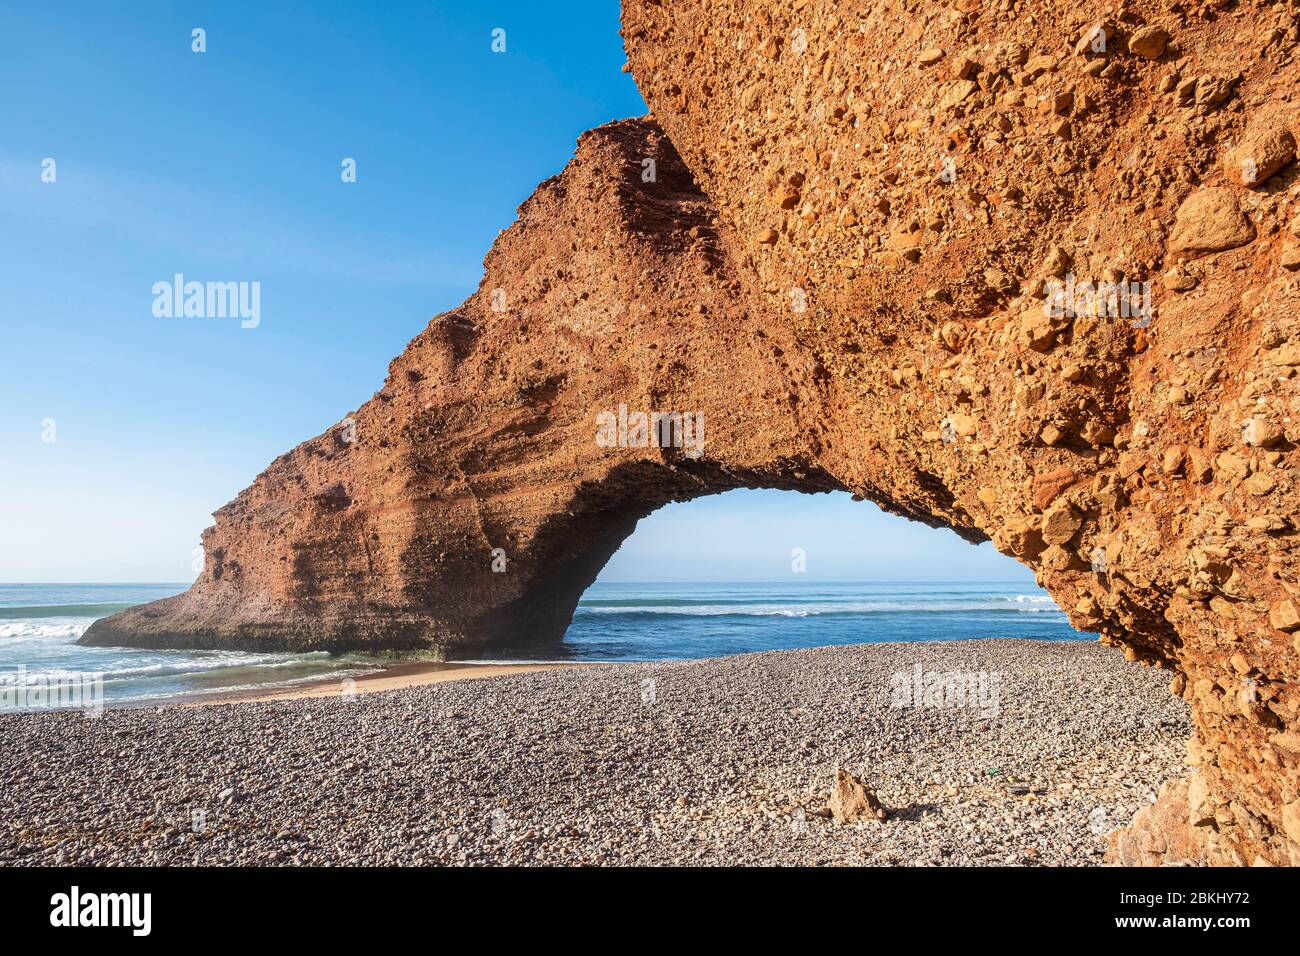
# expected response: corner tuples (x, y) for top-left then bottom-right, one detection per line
(829, 768), (888, 823)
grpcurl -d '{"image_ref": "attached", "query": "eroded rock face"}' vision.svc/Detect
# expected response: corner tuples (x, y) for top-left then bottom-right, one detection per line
(620, 0), (1300, 866)
(84, 118), (839, 655)
(85, 1), (1300, 865)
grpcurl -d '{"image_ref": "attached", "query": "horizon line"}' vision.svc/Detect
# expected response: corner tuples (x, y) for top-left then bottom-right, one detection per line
(0, 578), (1042, 586)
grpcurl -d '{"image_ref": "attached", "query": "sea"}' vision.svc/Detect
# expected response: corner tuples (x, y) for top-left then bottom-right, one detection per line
(0, 581), (1079, 707)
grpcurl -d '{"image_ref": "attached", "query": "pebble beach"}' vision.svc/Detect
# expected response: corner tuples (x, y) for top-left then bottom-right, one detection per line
(0, 639), (1190, 866)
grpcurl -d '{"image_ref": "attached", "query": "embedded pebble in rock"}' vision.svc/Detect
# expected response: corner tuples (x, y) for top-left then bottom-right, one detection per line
(1167, 188), (1256, 257)
(0, 641), (1189, 867)
(1222, 121), (1297, 188)
(1126, 26), (1170, 60)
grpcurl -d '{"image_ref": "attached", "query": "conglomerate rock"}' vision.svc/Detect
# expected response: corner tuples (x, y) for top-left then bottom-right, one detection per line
(85, 0), (1300, 865)
(619, 0), (1300, 866)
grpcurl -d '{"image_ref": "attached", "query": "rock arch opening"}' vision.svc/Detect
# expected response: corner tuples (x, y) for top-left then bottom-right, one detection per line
(539, 488), (1076, 662)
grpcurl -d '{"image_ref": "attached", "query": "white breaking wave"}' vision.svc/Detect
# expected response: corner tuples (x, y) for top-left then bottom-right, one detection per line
(576, 600), (1065, 617)
(0, 619), (93, 641)
(0, 613), (383, 703)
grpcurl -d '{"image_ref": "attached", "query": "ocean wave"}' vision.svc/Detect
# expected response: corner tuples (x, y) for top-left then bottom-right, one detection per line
(0, 620), (93, 640)
(0, 603), (134, 619)
(100, 668), (382, 704)
(574, 602), (1064, 618)
(580, 590), (1052, 607)
(2, 666), (384, 707)
(3, 654), (385, 704)
(93, 653), (350, 683)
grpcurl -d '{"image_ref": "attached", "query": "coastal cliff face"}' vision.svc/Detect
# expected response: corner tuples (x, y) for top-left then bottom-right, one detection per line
(83, 0), (1300, 865)
(619, 0), (1300, 866)
(83, 119), (839, 655)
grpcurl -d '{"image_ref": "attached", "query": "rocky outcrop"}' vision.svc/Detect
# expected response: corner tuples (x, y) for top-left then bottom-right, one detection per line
(84, 118), (840, 655)
(619, 0), (1300, 867)
(86, 0), (1300, 865)
(1105, 771), (1216, 865)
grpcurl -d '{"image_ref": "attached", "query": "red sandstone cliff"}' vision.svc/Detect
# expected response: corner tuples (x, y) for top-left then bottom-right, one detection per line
(618, 0), (1300, 866)
(84, 119), (839, 654)
(84, 1), (1300, 865)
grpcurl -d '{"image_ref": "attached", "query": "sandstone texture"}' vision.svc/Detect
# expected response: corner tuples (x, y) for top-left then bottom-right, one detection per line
(85, 0), (1300, 866)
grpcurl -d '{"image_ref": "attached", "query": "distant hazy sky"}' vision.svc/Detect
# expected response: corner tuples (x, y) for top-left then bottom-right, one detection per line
(600, 490), (1033, 583)
(0, 1), (1033, 585)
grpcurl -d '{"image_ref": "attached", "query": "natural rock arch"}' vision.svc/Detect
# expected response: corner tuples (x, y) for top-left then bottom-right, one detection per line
(85, 120), (849, 655)
(86, 1), (1300, 866)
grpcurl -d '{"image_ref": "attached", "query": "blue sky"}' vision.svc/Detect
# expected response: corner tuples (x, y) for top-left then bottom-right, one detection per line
(0, 1), (1032, 584)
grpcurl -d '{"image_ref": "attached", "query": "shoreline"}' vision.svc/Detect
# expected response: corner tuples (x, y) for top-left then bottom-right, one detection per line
(178, 660), (596, 707)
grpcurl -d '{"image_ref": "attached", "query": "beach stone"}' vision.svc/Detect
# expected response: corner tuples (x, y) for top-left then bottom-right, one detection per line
(0, 640), (1189, 866)
(828, 769), (888, 823)
(1126, 26), (1169, 59)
